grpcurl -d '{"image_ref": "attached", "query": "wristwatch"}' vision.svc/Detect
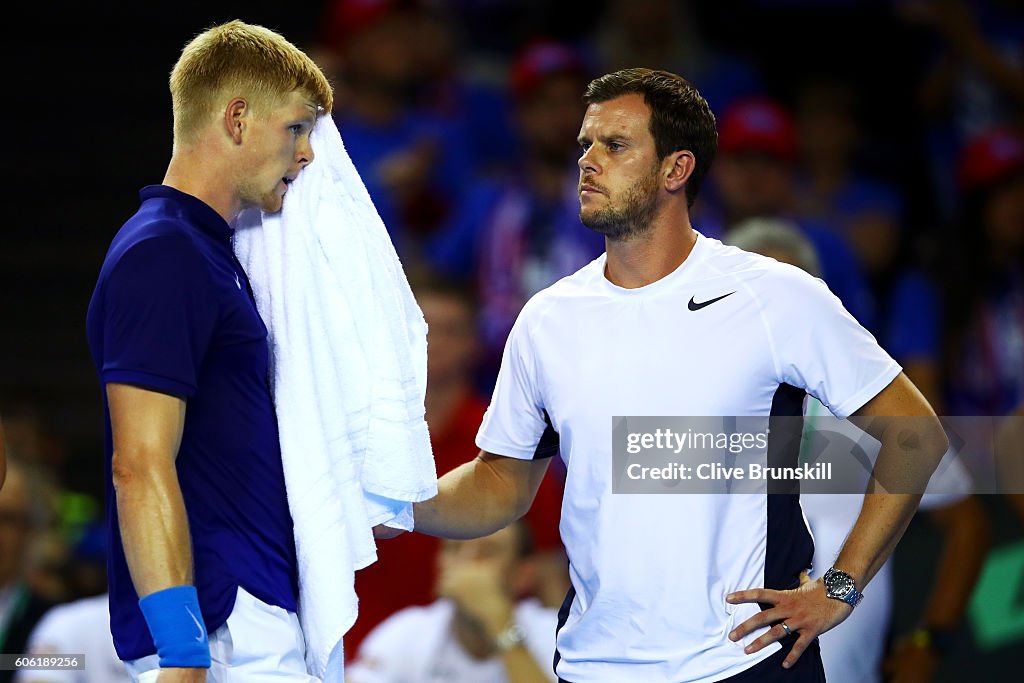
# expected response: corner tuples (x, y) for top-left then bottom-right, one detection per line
(823, 567), (863, 608)
(494, 622), (526, 651)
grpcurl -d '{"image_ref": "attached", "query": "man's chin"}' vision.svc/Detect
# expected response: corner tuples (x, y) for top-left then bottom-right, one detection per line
(579, 209), (613, 234)
(260, 195), (284, 214)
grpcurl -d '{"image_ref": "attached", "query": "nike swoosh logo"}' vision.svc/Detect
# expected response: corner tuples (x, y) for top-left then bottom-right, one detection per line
(688, 292), (736, 311)
(186, 606), (206, 643)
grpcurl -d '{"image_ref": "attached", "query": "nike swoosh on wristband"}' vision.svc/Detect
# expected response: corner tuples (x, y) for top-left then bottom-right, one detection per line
(688, 292), (736, 311)
(185, 606), (206, 642)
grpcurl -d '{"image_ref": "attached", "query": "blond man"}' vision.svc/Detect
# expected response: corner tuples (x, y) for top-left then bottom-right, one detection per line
(85, 21), (332, 682)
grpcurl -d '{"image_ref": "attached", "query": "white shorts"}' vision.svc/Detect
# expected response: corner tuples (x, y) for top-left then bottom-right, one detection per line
(125, 586), (320, 682)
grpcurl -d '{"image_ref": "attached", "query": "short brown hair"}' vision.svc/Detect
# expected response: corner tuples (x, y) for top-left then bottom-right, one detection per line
(583, 69), (717, 208)
(170, 20), (334, 145)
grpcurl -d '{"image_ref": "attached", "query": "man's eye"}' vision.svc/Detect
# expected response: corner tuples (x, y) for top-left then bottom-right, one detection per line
(608, 142), (622, 151)
(290, 125), (304, 135)
(579, 142), (591, 152)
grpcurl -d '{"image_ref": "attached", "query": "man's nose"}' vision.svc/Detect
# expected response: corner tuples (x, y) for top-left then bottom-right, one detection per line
(578, 147), (599, 175)
(297, 138), (314, 167)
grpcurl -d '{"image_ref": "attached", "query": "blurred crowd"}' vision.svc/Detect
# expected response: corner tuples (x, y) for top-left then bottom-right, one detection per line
(2, 0), (1023, 681)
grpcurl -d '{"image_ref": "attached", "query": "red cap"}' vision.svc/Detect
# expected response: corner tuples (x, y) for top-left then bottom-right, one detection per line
(718, 97), (797, 161)
(957, 127), (1024, 191)
(510, 41), (586, 102)
(320, 0), (406, 49)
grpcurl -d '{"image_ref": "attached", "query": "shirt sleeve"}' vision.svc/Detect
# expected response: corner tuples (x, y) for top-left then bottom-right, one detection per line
(476, 304), (558, 460)
(769, 266), (902, 418)
(99, 236), (219, 398)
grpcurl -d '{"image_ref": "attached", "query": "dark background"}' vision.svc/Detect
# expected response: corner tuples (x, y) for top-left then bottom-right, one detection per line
(1, 1), (1020, 678)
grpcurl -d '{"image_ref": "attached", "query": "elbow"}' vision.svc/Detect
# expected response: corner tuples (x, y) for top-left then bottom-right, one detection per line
(926, 420), (950, 460)
(512, 492), (533, 522)
(111, 450), (158, 494)
(110, 451), (136, 493)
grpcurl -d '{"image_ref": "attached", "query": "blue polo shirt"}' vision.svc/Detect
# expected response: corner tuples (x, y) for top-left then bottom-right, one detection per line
(86, 185), (298, 661)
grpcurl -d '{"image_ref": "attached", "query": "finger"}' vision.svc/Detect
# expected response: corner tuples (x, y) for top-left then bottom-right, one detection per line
(742, 623), (789, 654)
(728, 609), (783, 641)
(726, 588), (778, 605)
(782, 633), (813, 669)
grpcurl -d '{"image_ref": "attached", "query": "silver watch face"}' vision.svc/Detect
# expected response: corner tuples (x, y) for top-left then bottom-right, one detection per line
(824, 569), (856, 598)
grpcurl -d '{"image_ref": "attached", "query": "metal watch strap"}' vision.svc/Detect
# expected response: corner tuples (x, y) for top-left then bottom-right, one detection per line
(824, 567), (864, 608)
(494, 622), (526, 651)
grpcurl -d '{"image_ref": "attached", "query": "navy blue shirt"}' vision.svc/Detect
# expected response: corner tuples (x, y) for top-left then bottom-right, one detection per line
(86, 185), (297, 661)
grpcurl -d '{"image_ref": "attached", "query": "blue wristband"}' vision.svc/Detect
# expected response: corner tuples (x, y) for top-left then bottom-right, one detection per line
(138, 586), (211, 668)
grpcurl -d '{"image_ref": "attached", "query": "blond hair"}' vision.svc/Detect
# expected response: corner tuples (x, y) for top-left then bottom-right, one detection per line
(170, 20), (333, 145)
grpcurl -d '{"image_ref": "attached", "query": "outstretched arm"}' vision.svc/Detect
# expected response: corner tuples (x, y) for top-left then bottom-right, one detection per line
(413, 451), (552, 540)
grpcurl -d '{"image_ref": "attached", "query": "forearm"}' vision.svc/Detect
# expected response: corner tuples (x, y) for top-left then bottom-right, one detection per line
(114, 454), (195, 596)
(414, 454), (530, 539)
(835, 492), (921, 588)
(836, 420), (947, 586)
(467, 597), (551, 683)
(500, 645), (554, 683)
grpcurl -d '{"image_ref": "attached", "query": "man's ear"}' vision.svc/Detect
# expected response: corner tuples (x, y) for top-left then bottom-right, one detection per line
(224, 97), (249, 145)
(665, 150), (696, 193)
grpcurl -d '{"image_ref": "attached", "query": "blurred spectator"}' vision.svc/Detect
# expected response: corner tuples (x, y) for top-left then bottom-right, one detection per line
(347, 276), (566, 656)
(794, 79), (905, 268)
(0, 401), (73, 606)
(425, 42), (605, 387)
(795, 80), (945, 407)
(945, 125), (1024, 415)
(0, 398), (66, 473)
(0, 461), (54, 683)
(900, 0), (1024, 216)
(321, 0), (475, 262)
(15, 593), (129, 683)
(592, 0), (763, 114)
(347, 523), (558, 683)
(404, 4), (517, 176)
(699, 96), (876, 325)
(726, 220), (990, 683)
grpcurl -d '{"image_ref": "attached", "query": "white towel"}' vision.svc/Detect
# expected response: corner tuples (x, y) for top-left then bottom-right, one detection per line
(232, 115), (437, 682)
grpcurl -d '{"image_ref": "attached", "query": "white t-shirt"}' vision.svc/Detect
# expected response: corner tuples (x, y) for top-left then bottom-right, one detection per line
(477, 232), (902, 683)
(801, 398), (972, 683)
(14, 594), (129, 683)
(345, 599), (558, 683)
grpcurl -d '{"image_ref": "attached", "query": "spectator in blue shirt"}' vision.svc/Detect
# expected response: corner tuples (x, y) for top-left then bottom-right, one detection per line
(698, 96), (876, 327)
(321, 0), (475, 263)
(85, 21), (332, 683)
(794, 80), (944, 406)
(945, 125), (1024, 416)
(425, 42), (605, 389)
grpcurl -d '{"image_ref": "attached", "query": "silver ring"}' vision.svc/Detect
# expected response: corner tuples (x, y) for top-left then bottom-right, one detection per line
(780, 622), (793, 637)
